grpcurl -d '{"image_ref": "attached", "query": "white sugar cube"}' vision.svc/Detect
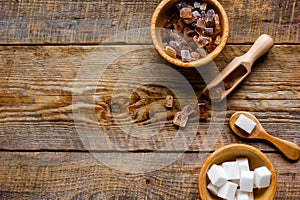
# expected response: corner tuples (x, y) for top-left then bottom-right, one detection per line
(206, 157), (272, 200)
(222, 161), (240, 180)
(207, 182), (219, 196)
(207, 164), (227, 187)
(217, 181), (238, 200)
(240, 171), (254, 192)
(236, 157), (250, 172)
(235, 114), (256, 134)
(236, 189), (254, 200)
(254, 166), (271, 188)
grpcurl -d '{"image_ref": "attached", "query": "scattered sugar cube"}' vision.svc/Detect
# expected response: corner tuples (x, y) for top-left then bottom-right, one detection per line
(236, 189), (254, 200)
(182, 105), (194, 116)
(217, 181), (238, 200)
(173, 111), (188, 127)
(207, 164), (227, 187)
(254, 166), (271, 188)
(234, 114), (256, 134)
(207, 182), (219, 196)
(165, 95), (173, 108)
(222, 161), (240, 180)
(236, 157), (250, 172)
(240, 171), (254, 192)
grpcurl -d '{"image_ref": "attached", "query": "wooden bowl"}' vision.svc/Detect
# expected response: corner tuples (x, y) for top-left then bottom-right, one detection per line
(151, 0), (229, 67)
(198, 144), (277, 200)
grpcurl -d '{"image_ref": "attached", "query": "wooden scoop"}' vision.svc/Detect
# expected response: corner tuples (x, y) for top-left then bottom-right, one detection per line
(203, 34), (274, 101)
(229, 111), (300, 161)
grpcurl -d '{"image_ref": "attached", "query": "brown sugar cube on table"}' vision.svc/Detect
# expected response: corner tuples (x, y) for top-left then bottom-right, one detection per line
(173, 111), (189, 127)
(182, 105), (194, 116)
(165, 95), (174, 108)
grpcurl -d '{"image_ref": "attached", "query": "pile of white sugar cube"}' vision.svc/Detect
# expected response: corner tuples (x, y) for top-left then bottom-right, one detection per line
(206, 157), (272, 200)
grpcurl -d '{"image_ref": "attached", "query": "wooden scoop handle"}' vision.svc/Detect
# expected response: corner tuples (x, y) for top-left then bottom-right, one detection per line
(202, 34), (274, 101)
(239, 34), (274, 67)
(263, 132), (300, 161)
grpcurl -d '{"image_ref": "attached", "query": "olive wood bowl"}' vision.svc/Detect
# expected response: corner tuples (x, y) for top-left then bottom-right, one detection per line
(151, 0), (229, 67)
(198, 144), (277, 200)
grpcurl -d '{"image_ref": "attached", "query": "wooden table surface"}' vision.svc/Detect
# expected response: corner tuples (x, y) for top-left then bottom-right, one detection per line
(0, 0), (299, 199)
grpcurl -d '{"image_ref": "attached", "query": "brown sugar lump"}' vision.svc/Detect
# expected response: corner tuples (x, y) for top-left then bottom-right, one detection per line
(194, 36), (211, 47)
(200, 2), (207, 10)
(180, 7), (193, 18)
(196, 18), (206, 29)
(191, 51), (200, 61)
(205, 9), (215, 26)
(214, 35), (221, 45)
(173, 111), (188, 127)
(162, 0), (223, 63)
(214, 13), (221, 32)
(165, 46), (177, 58)
(182, 105), (194, 116)
(202, 28), (214, 36)
(181, 50), (192, 62)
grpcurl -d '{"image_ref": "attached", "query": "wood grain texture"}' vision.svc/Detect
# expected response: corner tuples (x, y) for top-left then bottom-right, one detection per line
(0, 45), (299, 151)
(0, 152), (299, 199)
(1, 1), (299, 199)
(0, 0), (299, 44)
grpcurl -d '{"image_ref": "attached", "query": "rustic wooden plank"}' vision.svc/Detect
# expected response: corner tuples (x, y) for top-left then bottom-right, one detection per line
(0, 45), (299, 151)
(0, 115), (299, 152)
(0, 0), (298, 44)
(0, 152), (298, 199)
(0, 45), (299, 96)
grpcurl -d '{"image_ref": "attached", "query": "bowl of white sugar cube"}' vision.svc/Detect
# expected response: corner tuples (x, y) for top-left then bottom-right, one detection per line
(198, 144), (276, 200)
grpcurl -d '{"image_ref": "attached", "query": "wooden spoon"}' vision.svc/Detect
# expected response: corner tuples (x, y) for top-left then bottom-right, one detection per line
(229, 111), (300, 161)
(203, 34), (274, 101)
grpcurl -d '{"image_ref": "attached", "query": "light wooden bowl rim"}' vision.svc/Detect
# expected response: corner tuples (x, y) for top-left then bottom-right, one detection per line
(198, 144), (277, 200)
(151, 0), (230, 67)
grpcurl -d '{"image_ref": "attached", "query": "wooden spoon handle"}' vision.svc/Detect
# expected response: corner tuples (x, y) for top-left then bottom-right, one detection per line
(264, 133), (300, 161)
(239, 34), (274, 66)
